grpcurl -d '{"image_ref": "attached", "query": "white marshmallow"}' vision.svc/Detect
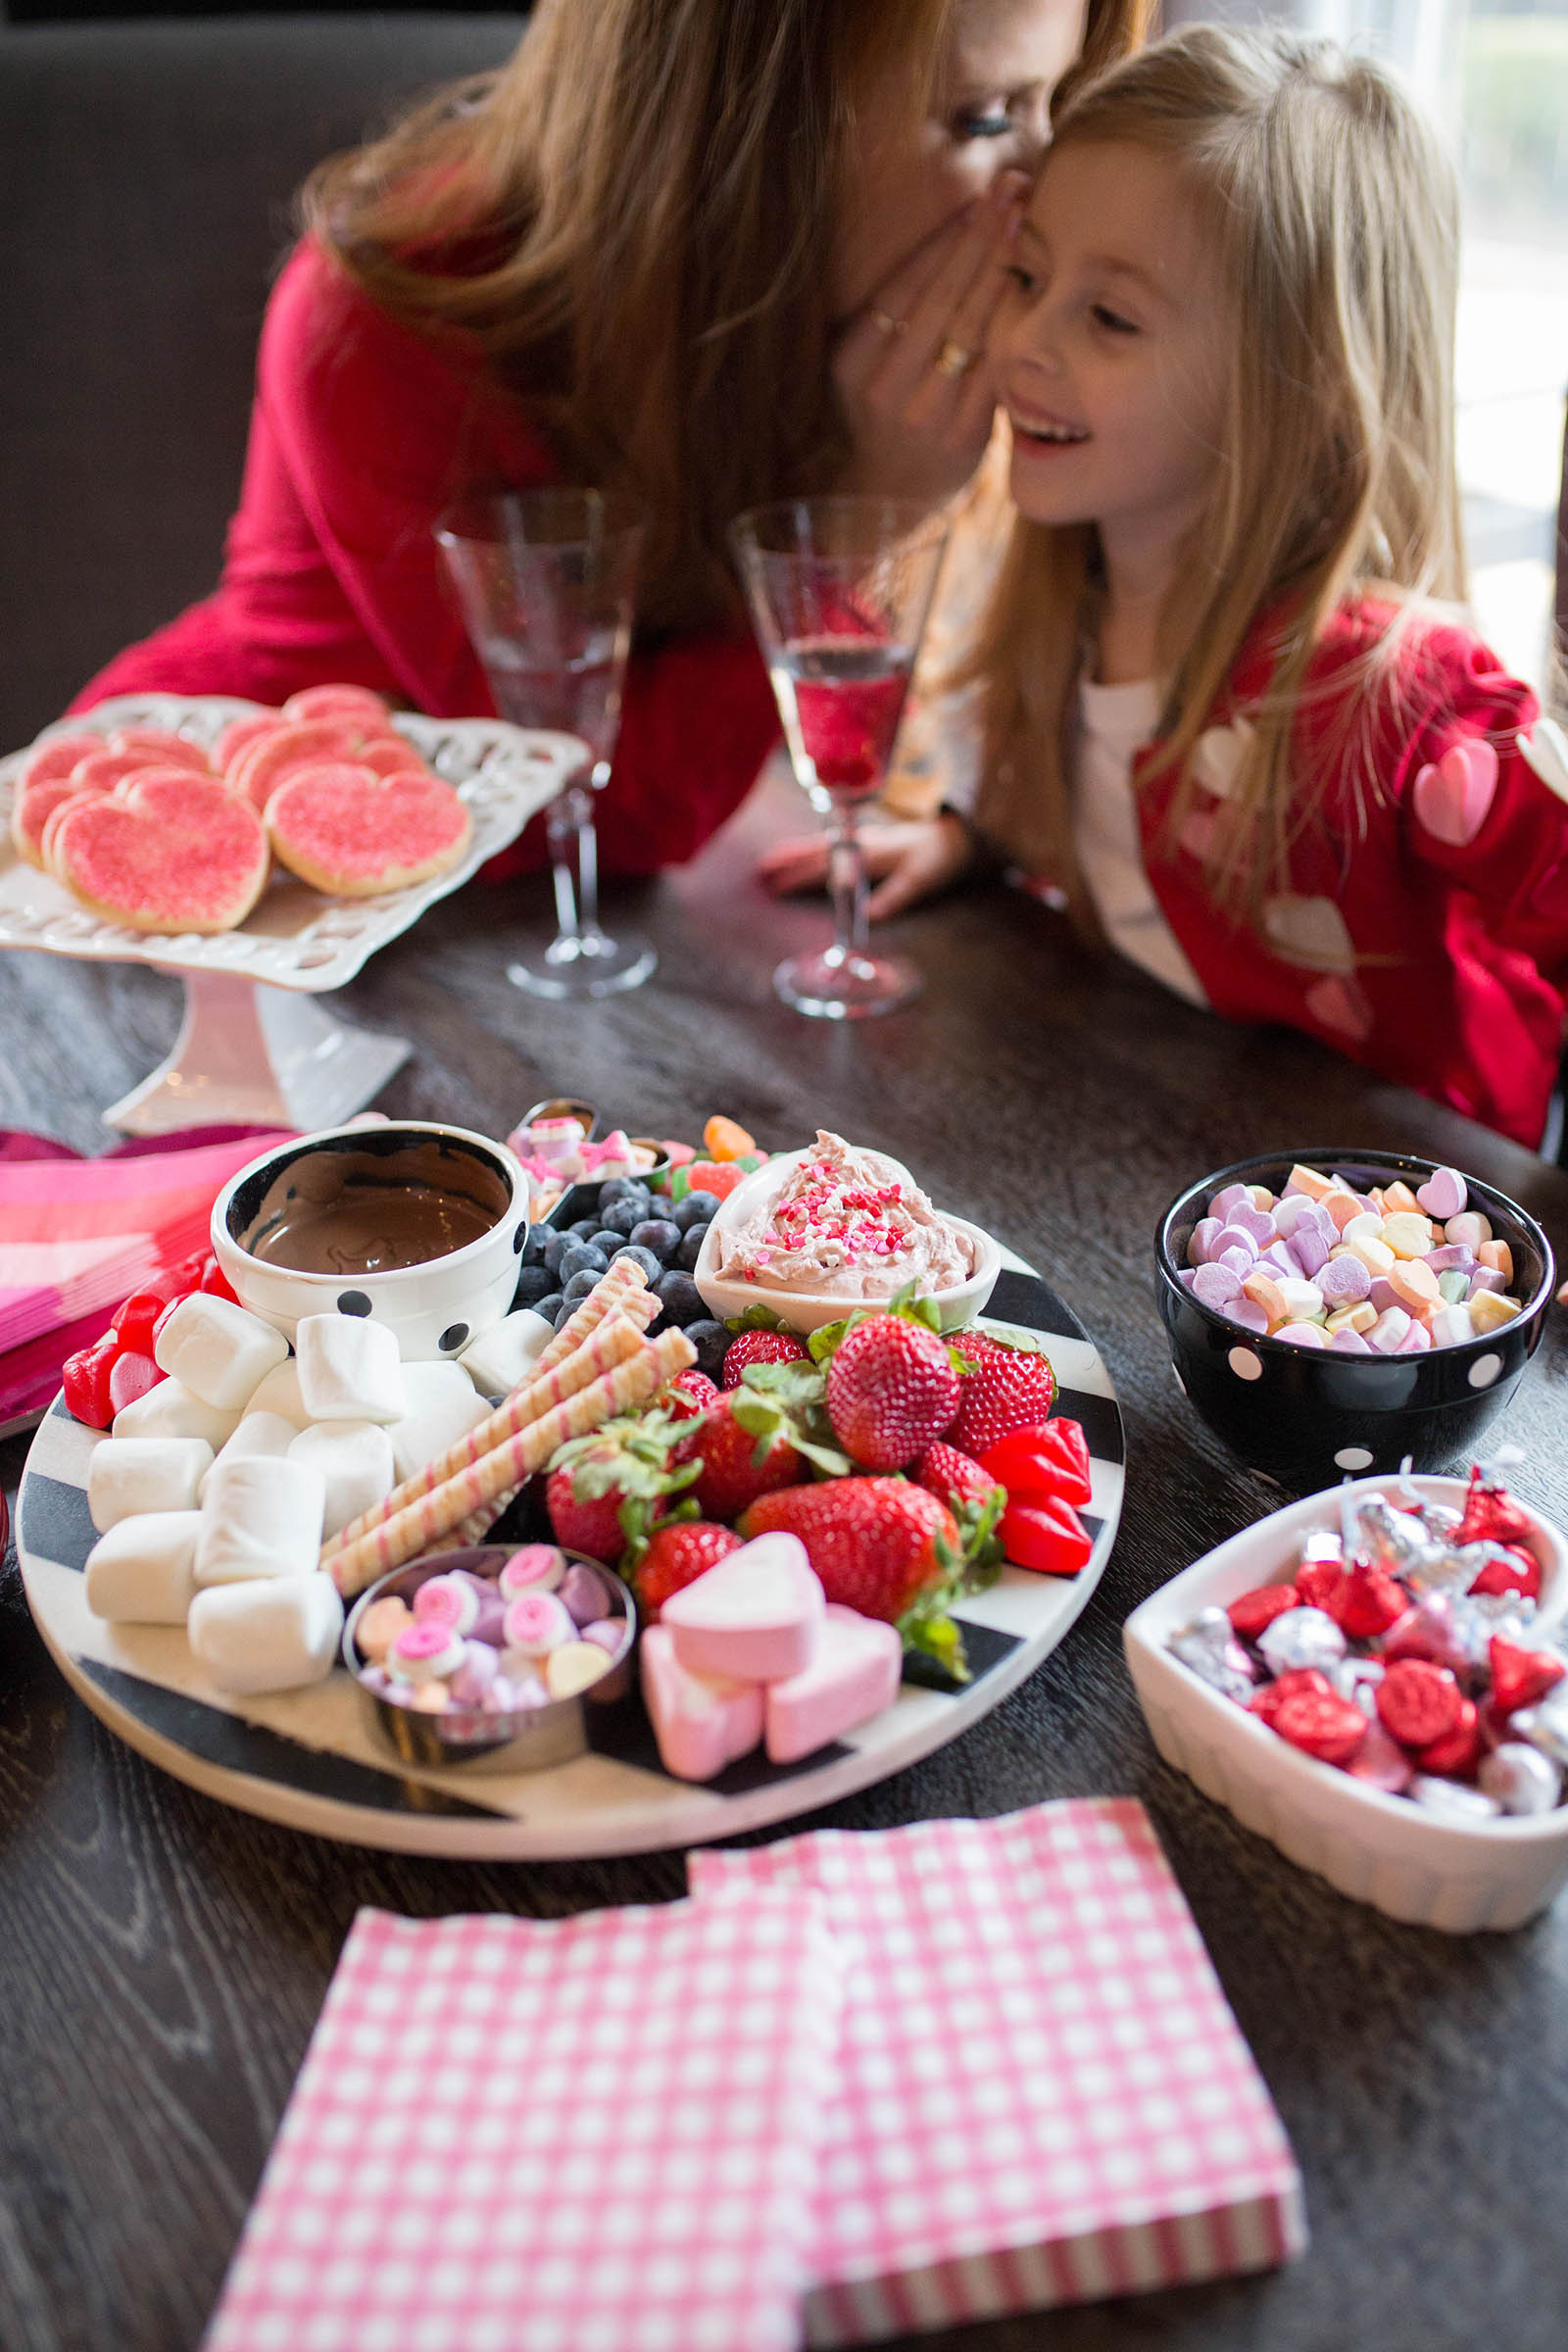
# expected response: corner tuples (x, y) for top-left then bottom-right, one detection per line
(195, 1455), (325, 1587)
(198, 1411), (301, 1502)
(386, 1360), (490, 1483)
(187, 1573), (344, 1694)
(88, 1437), (214, 1533)
(154, 1293), (289, 1410)
(459, 1310), (554, 1399)
(112, 1378), (242, 1450)
(288, 1420), (396, 1540)
(83, 1510), (200, 1623)
(243, 1357), (309, 1429)
(295, 1313), (406, 1424)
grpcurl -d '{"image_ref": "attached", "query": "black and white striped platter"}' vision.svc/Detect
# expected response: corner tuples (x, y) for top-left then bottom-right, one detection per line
(16, 1261), (1124, 1859)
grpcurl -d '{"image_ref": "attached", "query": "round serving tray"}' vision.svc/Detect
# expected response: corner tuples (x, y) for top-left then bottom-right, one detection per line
(16, 1256), (1124, 1859)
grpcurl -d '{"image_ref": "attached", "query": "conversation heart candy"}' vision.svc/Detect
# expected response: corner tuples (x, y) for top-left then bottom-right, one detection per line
(1192, 1262), (1243, 1310)
(1415, 1166), (1467, 1219)
(1188, 1217), (1224, 1266)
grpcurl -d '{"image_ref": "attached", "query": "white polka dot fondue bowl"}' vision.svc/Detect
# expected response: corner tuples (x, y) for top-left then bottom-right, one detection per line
(1155, 1150), (1554, 1490)
(212, 1121), (529, 1361)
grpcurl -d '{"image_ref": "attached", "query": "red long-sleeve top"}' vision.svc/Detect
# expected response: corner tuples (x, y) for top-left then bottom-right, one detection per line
(70, 240), (780, 874)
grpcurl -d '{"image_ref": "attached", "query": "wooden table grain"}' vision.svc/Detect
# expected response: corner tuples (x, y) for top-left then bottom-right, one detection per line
(4, 769), (1568, 2352)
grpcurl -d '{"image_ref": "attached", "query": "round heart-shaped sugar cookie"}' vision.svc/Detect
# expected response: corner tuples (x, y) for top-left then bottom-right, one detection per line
(12, 767), (113, 870)
(54, 768), (270, 934)
(106, 725), (212, 773)
(18, 733), (106, 793)
(70, 746), (172, 797)
(226, 718), (374, 813)
(214, 711), (287, 773)
(283, 684), (391, 726)
(266, 761), (471, 898)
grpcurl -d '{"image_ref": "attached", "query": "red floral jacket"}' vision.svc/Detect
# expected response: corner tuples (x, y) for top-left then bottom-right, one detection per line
(1128, 599), (1568, 1149)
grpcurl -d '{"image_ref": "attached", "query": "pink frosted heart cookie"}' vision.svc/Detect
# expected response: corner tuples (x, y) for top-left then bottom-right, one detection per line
(54, 768), (269, 934)
(227, 718), (374, 814)
(70, 746), (170, 797)
(267, 761), (471, 898)
(283, 684), (392, 726)
(355, 736), (429, 780)
(106, 725), (212, 773)
(213, 710), (287, 773)
(12, 769), (114, 870)
(18, 733), (105, 793)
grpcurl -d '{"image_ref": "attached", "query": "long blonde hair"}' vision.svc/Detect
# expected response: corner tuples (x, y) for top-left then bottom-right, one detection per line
(976, 25), (1466, 920)
(304, 0), (1150, 637)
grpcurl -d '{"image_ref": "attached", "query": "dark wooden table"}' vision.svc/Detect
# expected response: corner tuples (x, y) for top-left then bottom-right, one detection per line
(5, 770), (1568, 2352)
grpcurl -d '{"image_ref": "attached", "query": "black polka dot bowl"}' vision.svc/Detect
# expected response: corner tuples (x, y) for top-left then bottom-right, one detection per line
(1155, 1149), (1555, 1491)
(211, 1120), (529, 1360)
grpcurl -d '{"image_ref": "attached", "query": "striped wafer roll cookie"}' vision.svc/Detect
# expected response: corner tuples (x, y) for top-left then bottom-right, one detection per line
(321, 1281), (651, 1566)
(326, 1326), (697, 1597)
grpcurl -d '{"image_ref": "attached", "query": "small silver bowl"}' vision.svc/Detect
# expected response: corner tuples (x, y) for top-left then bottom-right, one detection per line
(343, 1544), (637, 1773)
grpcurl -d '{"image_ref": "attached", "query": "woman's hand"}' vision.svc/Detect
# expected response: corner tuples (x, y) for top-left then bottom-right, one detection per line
(831, 172), (1028, 507)
(758, 812), (976, 921)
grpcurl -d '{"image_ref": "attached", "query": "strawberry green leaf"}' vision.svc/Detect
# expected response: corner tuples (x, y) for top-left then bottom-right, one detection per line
(807, 1317), (850, 1363)
(896, 1595), (969, 1683)
(741, 1359), (826, 1407)
(725, 1303), (789, 1333)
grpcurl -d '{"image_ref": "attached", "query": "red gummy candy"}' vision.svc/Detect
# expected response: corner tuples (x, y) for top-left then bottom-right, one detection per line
(1456, 1467), (1540, 1553)
(1227, 1583), (1301, 1642)
(1467, 1546), (1541, 1602)
(108, 1349), (163, 1416)
(1250, 1667), (1334, 1728)
(1337, 1562), (1406, 1640)
(1296, 1560), (1349, 1619)
(1269, 1684), (1369, 1766)
(1377, 1658), (1463, 1749)
(980, 1419), (1093, 1508)
(1416, 1695), (1482, 1779)
(199, 1253), (239, 1303)
(167, 1250), (209, 1296)
(111, 1288), (169, 1354)
(63, 1335), (120, 1429)
(1489, 1637), (1567, 1718)
(1000, 1495), (1093, 1577)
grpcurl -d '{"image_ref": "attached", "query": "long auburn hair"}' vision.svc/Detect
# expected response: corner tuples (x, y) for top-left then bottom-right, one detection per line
(974, 25), (1467, 923)
(303, 0), (1149, 636)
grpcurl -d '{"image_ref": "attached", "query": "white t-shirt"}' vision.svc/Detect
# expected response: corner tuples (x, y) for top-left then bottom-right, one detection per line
(1072, 675), (1208, 1007)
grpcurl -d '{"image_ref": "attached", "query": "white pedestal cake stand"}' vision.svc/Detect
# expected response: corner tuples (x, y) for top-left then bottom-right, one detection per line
(0, 695), (582, 1133)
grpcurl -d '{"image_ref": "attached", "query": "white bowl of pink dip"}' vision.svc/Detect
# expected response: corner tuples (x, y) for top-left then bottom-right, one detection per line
(693, 1132), (1001, 1337)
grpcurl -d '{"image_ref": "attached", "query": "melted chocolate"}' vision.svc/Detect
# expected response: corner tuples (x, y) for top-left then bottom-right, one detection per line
(238, 1137), (511, 1276)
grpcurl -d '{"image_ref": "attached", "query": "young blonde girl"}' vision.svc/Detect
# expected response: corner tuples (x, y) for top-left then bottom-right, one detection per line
(800, 26), (1568, 1147)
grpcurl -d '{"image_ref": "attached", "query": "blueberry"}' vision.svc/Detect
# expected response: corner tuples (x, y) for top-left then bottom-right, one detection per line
(598, 1178), (651, 1211)
(599, 1198), (645, 1236)
(672, 1191), (722, 1231)
(685, 1319), (730, 1380)
(630, 1218), (682, 1263)
(533, 1291), (564, 1325)
(520, 1225), (553, 1266)
(559, 1242), (610, 1283)
(653, 1270), (706, 1327)
(675, 1223), (710, 1272)
(554, 1298), (581, 1332)
(513, 1264), (557, 1307)
(540, 1229), (569, 1274)
(567, 1217), (601, 1241)
(562, 1269), (602, 1304)
(584, 1228), (624, 1255)
(611, 1244), (662, 1284)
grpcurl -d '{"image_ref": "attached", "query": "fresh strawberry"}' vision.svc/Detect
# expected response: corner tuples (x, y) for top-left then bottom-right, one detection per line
(979, 1419), (1091, 1508)
(826, 1313), (961, 1472)
(666, 1368), (720, 1421)
(913, 1439), (1000, 1515)
(545, 1458), (635, 1563)
(738, 1477), (966, 1673)
(545, 1404), (696, 1564)
(946, 1332), (1056, 1456)
(722, 1330), (809, 1389)
(680, 1390), (805, 1521)
(635, 1520), (745, 1617)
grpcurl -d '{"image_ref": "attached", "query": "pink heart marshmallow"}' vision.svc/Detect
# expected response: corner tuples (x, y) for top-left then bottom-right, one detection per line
(660, 1533), (825, 1686)
(763, 1605), (903, 1764)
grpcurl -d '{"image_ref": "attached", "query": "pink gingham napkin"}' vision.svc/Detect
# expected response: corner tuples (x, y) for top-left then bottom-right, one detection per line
(691, 1798), (1306, 2344)
(205, 1893), (844, 2352)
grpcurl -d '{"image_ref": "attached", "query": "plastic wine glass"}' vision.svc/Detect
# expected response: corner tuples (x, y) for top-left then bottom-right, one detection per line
(435, 487), (656, 999)
(730, 496), (950, 1018)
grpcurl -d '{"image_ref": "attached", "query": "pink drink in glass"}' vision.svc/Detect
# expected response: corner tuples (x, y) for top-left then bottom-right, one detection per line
(770, 636), (913, 804)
